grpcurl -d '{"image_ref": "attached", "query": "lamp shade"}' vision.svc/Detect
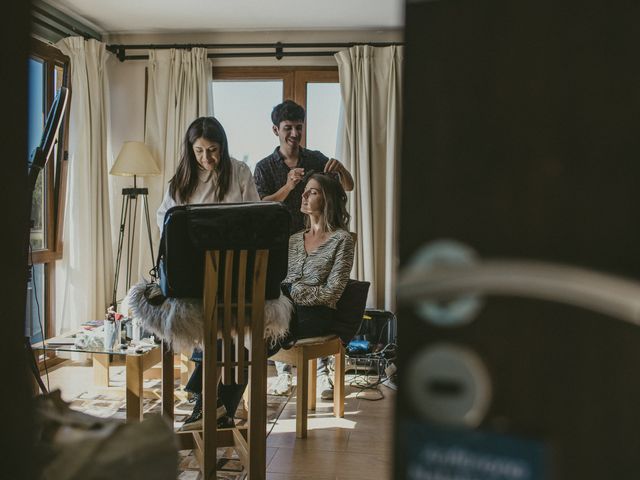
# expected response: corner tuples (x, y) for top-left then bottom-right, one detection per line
(110, 141), (160, 177)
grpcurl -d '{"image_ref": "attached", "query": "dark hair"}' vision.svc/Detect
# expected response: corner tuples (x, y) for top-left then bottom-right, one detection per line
(305, 173), (350, 232)
(271, 100), (305, 126)
(169, 116), (231, 203)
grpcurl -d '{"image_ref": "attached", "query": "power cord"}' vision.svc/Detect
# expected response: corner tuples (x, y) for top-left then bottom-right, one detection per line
(266, 383), (296, 438)
(347, 345), (397, 402)
(28, 243), (50, 392)
(345, 312), (399, 401)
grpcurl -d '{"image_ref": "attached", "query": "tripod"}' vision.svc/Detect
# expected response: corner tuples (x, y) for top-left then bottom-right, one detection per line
(25, 86), (69, 395)
(111, 175), (156, 310)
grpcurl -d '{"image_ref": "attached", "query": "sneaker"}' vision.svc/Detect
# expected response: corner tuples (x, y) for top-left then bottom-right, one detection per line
(318, 372), (334, 400)
(268, 372), (293, 396)
(179, 393), (227, 431)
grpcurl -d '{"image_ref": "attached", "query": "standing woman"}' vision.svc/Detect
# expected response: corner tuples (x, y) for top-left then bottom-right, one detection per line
(157, 116), (258, 431)
(156, 116), (259, 229)
(283, 172), (355, 342)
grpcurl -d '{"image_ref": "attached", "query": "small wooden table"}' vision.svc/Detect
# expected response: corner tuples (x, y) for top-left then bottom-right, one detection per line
(34, 333), (162, 423)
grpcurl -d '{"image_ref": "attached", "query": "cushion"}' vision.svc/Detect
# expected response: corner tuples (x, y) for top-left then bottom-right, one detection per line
(332, 279), (370, 343)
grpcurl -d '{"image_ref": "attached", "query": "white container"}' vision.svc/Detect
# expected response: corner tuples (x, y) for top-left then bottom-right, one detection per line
(103, 319), (121, 350)
(132, 317), (141, 343)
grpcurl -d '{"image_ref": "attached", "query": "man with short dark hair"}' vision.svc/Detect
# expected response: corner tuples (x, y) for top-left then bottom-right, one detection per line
(255, 100), (354, 397)
(254, 99), (354, 234)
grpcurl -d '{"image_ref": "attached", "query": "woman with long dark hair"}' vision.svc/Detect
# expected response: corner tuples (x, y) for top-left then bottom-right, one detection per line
(156, 116), (258, 431)
(156, 116), (258, 229)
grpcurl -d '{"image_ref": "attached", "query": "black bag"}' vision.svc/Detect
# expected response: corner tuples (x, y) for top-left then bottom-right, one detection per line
(332, 279), (370, 343)
(156, 202), (290, 300)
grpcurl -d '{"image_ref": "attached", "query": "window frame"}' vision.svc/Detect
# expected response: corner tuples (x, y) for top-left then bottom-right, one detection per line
(29, 38), (71, 343)
(212, 66), (339, 148)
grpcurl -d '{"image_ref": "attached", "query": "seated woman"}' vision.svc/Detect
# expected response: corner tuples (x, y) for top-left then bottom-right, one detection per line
(274, 173), (355, 392)
(156, 116), (259, 431)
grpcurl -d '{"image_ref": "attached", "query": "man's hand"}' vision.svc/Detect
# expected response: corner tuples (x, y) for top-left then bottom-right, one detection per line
(263, 167), (305, 203)
(324, 158), (344, 174)
(324, 158), (354, 192)
(286, 167), (305, 190)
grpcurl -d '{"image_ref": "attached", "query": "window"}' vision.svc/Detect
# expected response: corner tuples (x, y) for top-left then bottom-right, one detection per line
(211, 67), (341, 172)
(27, 39), (70, 343)
(305, 82), (342, 158)
(212, 79), (284, 172)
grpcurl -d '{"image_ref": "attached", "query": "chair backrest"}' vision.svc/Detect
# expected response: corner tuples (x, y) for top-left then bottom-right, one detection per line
(202, 248), (269, 384)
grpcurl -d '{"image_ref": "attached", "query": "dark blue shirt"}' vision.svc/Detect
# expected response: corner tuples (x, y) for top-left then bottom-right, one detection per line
(254, 147), (329, 233)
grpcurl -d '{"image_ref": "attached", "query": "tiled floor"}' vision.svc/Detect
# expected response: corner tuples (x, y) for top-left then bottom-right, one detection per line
(41, 357), (395, 480)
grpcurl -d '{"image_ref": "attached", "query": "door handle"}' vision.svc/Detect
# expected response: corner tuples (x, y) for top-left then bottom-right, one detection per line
(399, 259), (640, 326)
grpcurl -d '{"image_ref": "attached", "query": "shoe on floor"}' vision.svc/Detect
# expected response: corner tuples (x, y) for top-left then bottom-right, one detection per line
(318, 372), (334, 400)
(321, 388), (334, 400)
(268, 372), (293, 396)
(179, 393), (227, 432)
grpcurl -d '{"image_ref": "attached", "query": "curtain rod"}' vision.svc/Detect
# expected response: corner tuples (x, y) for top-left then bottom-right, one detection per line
(31, 4), (102, 41)
(105, 41), (403, 62)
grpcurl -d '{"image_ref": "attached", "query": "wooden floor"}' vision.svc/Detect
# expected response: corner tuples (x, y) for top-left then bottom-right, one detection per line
(41, 357), (395, 480)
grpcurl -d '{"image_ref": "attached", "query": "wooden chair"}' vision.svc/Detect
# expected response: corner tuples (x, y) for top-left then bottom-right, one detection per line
(163, 249), (269, 479)
(156, 201), (289, 480)
(270, 278), (370, 439)
(270, 334), (345, 438)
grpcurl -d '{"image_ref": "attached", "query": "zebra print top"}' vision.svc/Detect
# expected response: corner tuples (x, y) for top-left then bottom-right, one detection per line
(283, 229), (355, 309)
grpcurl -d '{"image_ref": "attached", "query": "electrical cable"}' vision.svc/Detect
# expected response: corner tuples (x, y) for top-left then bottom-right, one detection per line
(29, 242), (50, 392)
(347, 352), (393, 401)
(266, 382), (296, 438)
(346, 314), (399, 401)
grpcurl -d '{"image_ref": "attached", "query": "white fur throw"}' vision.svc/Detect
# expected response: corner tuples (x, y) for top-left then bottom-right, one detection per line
(126, 281), (293, 353)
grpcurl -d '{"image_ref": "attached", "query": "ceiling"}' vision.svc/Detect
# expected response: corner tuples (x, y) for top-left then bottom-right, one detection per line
(43, 0), (405, 35)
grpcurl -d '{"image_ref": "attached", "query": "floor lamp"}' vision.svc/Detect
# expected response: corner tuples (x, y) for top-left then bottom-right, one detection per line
(109, 141), (160, 310)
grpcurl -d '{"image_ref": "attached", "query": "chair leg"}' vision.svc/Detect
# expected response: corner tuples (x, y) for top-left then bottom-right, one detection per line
(248, 340), (267, 479)
(308, 358), (317, 411)
(296, 348), (308, 438)
(334, 346), (345, 418)
(202, 358), (218, 479)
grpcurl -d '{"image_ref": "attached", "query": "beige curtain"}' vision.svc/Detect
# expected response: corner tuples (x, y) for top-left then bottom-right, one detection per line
(55, 37), (113, 332)
(335, 45), (404, 311)
(130, 48), (212, 290)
